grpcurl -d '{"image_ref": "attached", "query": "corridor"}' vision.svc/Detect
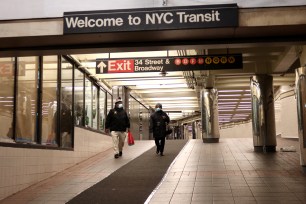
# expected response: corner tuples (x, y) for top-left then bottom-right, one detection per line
(1, 137), (305, 204)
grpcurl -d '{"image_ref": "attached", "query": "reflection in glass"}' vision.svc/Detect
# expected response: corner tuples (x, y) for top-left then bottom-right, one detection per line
(41, 56), (58, 146)
(107, 92), (112, 115)
(99, 90), (106, 131)
(92, 85), (98, 129)
(0, 57), (15, 143)
(16, 57), (38, 143)
(60, 57), (73, 148)
(74, 68), (84, 126)
(85, 78), (92, 127)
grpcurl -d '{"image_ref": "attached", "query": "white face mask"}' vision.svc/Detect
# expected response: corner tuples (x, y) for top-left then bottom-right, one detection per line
(156, 108), (161, 112)
(118, 104), (123, 108)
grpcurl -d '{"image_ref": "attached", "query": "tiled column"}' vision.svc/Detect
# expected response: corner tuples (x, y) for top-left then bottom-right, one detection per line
(295, 66), (306, 172)
(200, 88), (220, 143)
(250, 75), (276, 152)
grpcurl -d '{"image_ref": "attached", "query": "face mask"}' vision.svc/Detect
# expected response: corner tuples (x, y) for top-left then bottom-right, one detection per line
(118, 104), (123, 108)
(156, 108), (161, 112)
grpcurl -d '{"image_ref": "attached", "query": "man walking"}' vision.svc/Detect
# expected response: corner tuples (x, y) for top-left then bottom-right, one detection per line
(105, 97), (130, 159)
(150, 103), (170, 156)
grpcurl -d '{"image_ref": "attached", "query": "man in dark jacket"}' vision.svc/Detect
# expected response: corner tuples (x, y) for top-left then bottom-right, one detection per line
(149, 103), (170, 156)
(105, 97), (130, 159)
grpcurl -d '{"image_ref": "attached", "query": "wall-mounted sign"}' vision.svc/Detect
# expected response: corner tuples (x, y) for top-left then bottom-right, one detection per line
(96, 54), (242, 74)
(0, 63), (14, 77)
(64, 4), (238, 34)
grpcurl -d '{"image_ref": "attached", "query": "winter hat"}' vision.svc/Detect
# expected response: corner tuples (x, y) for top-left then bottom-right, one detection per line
(155, 103), (162, 109)
(115, 97), (122, 104)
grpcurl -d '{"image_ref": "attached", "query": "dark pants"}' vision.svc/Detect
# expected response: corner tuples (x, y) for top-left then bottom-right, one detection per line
(154, 136), (165, 153)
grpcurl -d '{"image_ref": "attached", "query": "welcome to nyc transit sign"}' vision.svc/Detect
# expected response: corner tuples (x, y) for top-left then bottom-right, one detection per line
(64, 4), (238, 34)
(96, 54), (242, 74)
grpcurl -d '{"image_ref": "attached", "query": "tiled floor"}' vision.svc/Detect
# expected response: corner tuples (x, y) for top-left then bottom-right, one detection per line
(1, 137), (306, 204)
(147, 138), (306, 204)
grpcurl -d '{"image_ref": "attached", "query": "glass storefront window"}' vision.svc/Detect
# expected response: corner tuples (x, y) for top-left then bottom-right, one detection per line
(60, 57), (73, 148)
(0, 55), (112, 147)
(85, 78), (92, 127)
(74, 68), (84, 126)
(0, 57), (15, 143)
(99, 90), (106, 131)
(41, 56), (58, 146)
(16, 57), (38, 143)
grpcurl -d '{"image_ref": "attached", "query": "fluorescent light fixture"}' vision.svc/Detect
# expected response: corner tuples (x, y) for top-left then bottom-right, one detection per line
(231, 117), (247, 120)
(136, 88), (192, 93)
(218, 107), (237, 109)
(135, 84), (188, 89)
(218, 94), (242, 97)
(219, 90), (250, 93)
(162, 104), (198, 108)
(146, 97), (197, 101)
(235, 109), (252, 111)
(64, 86), (84, 91)
(218, 98), (241, 101)
(110, 51), (168, 58)
(218, 102), (238, 105)
(219, 120), (230, 123)
(237, 106), (251, 108)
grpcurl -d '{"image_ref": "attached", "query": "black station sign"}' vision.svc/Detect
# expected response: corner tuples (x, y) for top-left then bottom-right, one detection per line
(96, 54), (243, 74)
(64, 4), (238, 34)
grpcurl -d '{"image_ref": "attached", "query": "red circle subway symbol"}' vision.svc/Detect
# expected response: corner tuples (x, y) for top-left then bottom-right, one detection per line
(182, 58), (189, 65)
(197, 57), (204, 65)
(174, 58), (181, 65)
(190, 58), (197, 65)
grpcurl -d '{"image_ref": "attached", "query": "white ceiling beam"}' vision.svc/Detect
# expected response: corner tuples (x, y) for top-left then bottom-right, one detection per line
(273, 46), (299, 73)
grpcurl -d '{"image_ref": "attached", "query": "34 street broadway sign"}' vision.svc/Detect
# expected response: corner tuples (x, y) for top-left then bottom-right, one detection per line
(96, 54), (242, 74)
(64, 4), (238, 34)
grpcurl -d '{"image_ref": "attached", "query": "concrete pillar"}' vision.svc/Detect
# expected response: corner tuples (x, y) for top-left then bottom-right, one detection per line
(200, 88), (220, 143)
(250, 75), (276, 152)
(295, 67), (306, 172)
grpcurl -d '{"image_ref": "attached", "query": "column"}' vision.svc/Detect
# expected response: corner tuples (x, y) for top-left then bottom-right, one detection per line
(295, 66), (306, 172)
(200, 88), (220, 143)
(250, 75), (276, 152)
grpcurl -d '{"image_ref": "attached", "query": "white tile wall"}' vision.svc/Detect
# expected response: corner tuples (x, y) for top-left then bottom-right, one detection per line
(0, 127), (112, 200)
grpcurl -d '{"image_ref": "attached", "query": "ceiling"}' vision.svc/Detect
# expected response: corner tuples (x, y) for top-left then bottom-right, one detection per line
(71, 43), (300, 123)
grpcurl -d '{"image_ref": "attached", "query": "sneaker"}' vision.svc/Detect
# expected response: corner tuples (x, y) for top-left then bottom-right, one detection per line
(114, 154), (119, 159)
(160, 152), (164, 156)
(119, 151), (122, 157)
(156, 149), (159, 154)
